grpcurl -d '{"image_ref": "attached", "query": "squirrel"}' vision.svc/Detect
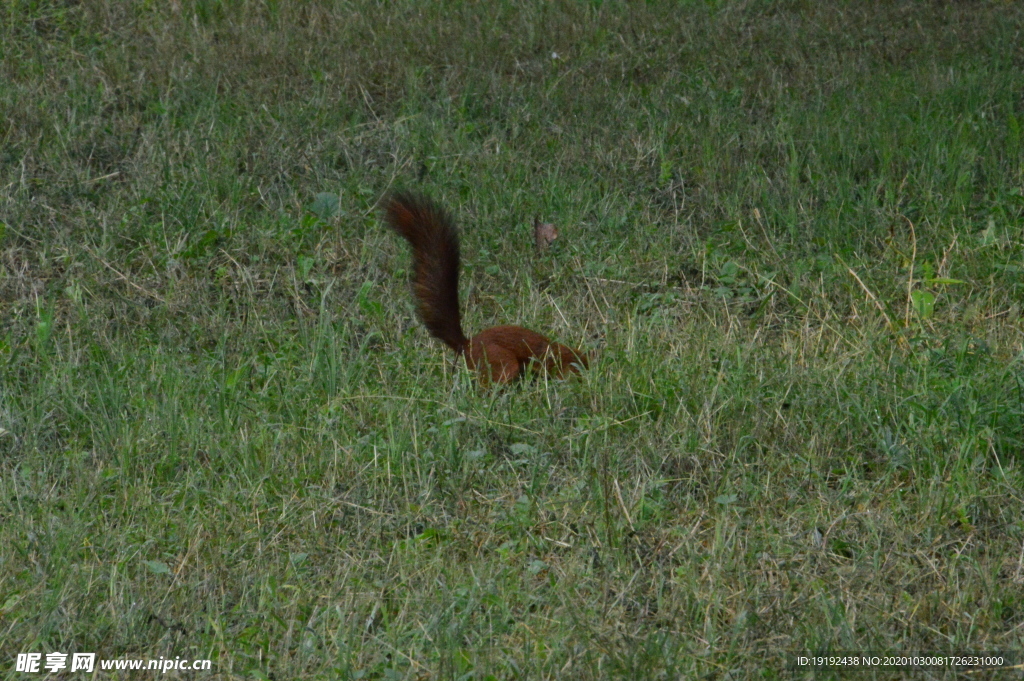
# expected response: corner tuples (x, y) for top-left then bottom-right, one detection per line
(384, 192), (588, 386)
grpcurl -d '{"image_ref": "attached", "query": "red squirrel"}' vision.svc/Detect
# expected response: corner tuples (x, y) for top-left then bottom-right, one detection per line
(384, 192), (588, 385)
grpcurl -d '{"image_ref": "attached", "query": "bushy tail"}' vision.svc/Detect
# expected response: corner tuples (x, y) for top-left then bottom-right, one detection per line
(384, 192), (469, 353)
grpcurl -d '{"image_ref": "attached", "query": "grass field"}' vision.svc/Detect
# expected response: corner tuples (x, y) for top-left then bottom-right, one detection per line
(3, 1), (1024, 678)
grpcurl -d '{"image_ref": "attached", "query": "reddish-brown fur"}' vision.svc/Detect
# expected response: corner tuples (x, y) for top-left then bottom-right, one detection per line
(384, 193), (588, 386)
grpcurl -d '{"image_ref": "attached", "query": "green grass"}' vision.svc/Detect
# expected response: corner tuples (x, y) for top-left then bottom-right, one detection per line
(2, 1), (1024, 678)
